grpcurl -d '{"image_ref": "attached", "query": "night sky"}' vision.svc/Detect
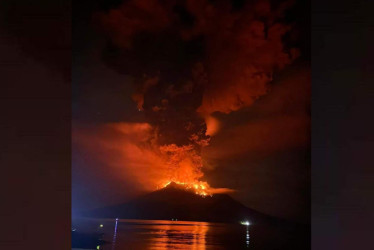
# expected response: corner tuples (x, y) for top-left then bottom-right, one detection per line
(73, 0), (310, 223)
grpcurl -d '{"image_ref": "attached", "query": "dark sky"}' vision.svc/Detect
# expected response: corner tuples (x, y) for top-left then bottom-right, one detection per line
(72, 0), (310, 223)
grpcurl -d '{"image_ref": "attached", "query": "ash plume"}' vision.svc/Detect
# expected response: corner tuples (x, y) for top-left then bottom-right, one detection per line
(94, 0), (299, 188)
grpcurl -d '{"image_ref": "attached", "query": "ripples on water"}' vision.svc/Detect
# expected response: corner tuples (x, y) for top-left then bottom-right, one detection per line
(72, 218), (309, 250)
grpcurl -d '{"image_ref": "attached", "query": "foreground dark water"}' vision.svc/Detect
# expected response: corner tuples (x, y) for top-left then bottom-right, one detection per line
(72, 218), (309, 249)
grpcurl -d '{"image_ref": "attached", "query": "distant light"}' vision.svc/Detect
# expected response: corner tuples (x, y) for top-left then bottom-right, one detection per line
(97, 245), (100, 250)
(240, 221), (251, 226)
(116, 218), (119, 221)
(71, 228), (76, 232)
(99, 224), (103, 228)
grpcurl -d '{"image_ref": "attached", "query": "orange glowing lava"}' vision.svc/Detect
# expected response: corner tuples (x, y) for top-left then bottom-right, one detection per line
(157, 144), (213, 197)
(161, 181), (212, 197)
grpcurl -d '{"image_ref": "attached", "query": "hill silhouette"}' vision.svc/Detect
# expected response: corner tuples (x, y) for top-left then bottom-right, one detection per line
(85, 182), (279, 224)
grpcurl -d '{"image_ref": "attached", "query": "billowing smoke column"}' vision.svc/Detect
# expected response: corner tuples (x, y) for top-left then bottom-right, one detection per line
(95, 0), (298, 194)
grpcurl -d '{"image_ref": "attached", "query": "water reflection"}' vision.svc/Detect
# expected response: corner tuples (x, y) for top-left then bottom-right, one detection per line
(147, 221), (209, 249)
(73, 218), (308, 250)
(74, 219), (254, 249)
(111, 218), (118, 250)
(246, 226), (250, 248)
(104, 219), (252, 250)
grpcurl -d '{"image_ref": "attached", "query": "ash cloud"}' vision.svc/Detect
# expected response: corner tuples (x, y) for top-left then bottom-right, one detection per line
(92, 0), (300, 188)
(96, 0), (298, 141)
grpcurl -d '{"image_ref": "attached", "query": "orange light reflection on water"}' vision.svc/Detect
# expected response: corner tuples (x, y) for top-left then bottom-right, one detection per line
(146, 220), (209, 250)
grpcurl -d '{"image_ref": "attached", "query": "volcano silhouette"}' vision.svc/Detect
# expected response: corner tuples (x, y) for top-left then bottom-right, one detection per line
(85, 182), (274, 223)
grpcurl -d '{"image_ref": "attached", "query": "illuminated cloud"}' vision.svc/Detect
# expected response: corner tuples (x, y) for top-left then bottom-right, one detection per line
(85, 0), (302, 196)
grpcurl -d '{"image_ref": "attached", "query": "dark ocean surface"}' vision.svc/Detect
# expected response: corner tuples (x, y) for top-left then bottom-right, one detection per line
(72, 218), (309, 250)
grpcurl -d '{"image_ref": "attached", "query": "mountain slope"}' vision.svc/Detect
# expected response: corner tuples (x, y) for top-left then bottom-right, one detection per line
(85, 182), (273, 223)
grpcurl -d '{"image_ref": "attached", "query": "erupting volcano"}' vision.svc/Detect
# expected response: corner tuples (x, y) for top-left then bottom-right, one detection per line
(73, 0), (309, 225)
(88, 0), (300, 198)
(157, 143), (213, 197)
(161, 181), (210, 197)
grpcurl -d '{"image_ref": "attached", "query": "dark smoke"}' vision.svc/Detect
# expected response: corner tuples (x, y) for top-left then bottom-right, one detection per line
(94, 0), (299, 162)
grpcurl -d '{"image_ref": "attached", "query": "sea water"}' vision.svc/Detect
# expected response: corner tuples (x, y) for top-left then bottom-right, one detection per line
(72, 218), (309, 250)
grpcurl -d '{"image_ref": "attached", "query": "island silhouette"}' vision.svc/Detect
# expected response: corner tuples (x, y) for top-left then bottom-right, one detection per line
(85, 182), (288, 225)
